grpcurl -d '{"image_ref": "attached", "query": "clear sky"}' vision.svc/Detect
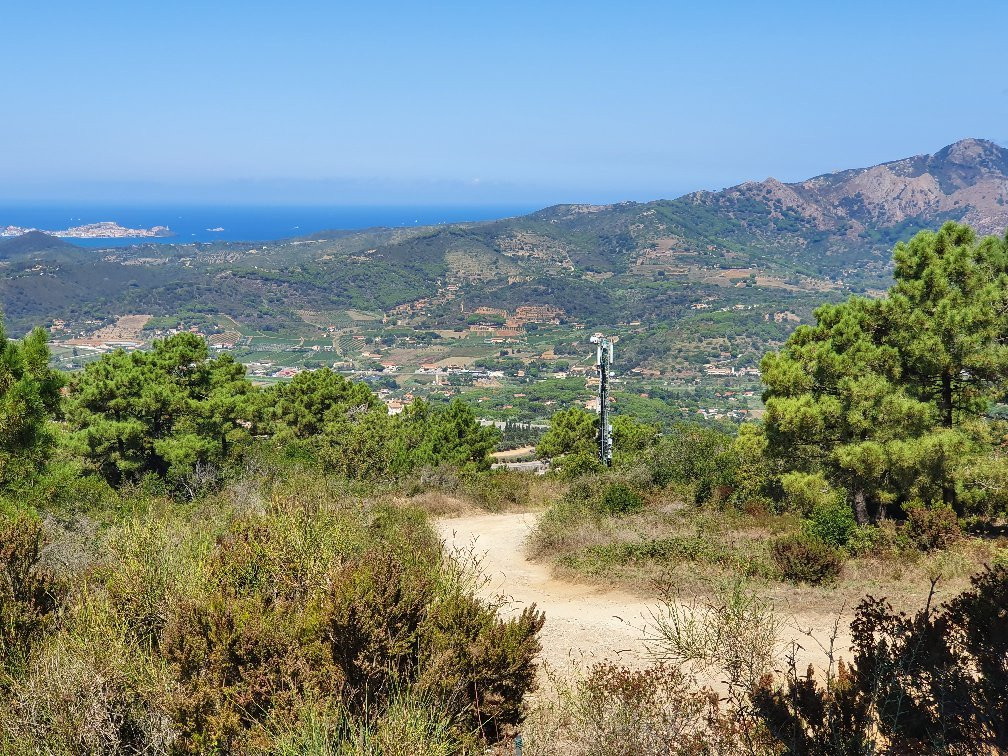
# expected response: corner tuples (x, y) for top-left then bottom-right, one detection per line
(2, 0), (1006, 205)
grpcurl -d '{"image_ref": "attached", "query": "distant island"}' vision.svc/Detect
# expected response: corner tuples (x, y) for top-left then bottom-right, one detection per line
(0, 221), (173, 239)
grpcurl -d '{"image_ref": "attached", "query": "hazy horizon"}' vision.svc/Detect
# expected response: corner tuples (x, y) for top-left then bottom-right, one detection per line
(3, 0), (1007, 205)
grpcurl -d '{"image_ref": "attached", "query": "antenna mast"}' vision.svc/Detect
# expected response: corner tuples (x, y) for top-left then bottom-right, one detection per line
(591, 333), (614, 466)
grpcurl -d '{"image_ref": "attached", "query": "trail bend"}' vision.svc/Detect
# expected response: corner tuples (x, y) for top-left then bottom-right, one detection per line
(437, 511), (852, 677)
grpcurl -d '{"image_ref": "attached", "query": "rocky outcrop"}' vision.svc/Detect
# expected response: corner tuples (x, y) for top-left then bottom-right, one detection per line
(693, 138), (1008, 238)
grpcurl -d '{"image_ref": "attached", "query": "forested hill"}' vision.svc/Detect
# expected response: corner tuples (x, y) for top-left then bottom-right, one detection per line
(1, 139), (1006, 336)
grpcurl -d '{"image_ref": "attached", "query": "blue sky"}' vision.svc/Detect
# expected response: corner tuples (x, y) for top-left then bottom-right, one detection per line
(2, 0), (1006, 205)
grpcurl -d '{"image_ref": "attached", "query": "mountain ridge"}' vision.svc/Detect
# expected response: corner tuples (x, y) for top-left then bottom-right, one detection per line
(2, 139), (1007, 337)
(682, 138), (1008, 237)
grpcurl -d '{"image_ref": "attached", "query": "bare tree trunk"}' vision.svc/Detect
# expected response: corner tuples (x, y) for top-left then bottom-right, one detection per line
(853, 489), (869, 526)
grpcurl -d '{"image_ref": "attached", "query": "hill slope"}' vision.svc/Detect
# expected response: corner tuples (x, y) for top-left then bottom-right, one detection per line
(0, 231), (81, 258)
(2, 139), (1006, 337)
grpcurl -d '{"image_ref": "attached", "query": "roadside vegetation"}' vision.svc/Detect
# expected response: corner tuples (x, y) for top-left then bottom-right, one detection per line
(0, 320), (548, 754)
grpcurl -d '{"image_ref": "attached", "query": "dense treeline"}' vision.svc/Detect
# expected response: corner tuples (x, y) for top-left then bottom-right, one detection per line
(54, 338), (497, 495)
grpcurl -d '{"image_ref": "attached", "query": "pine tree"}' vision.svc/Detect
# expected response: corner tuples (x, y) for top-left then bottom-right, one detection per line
(0, 319), (63, 493)
(761, 222), (1008, 520)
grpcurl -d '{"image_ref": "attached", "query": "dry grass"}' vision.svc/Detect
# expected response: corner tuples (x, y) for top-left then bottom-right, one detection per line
(527, 484), (1004, 620)
(398, 471), (562, 520)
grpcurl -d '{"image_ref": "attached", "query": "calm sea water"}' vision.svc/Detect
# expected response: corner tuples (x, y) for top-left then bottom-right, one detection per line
(0, 204), (538, 248)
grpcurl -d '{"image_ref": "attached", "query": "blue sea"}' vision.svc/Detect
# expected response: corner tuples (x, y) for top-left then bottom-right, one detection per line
(0, 204), (539, 248)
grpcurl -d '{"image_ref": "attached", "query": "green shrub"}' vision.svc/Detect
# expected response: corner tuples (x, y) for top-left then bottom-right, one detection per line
(558, 535), (731, 575)
(804, 498), (857, 548)
(150, 504), (543, 752)
(770, 533), (844, 584)
(334, 690), (462, 756)
(780, 472), (843, 518)
(163, 581), (339, 752)
(641, 424), (736, 497)
(844, 521), (907, 558)
(418, 593), (544, 741)
(904, 504), (961, 551)
(599, 483), (644, 516)
(556, 451), (604, 480)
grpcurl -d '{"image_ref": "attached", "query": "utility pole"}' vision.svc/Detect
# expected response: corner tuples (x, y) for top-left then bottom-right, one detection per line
(591, 333), (614, 466)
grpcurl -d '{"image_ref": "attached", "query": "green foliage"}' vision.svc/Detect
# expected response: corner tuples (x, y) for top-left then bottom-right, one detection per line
(599, 482), (644, 515)
(556, 452), (604, 480)
(761, 222), (1008, 520)
(0, 476), (544, 753)
(783, 473), (856, 547)
(770, 533), (844, 584)
(804, 496), (858, 549)
(392, 398), (499, 475)
(888, 223), (1008, 427)
(0, 320), (63, 495)
(611, 415), (660, 456)
(640, 423), (737, 502)
(537, 406), (598, 462)
(64, 333), (254, 486)
(780, 472), (842, 517)
(271, 367), (380, 441)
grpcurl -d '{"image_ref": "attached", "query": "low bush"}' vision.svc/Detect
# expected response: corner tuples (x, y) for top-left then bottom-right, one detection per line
(0, 481), (545, 754)
(556, 452), (604, 480)
(804, 497), (857, 548)
(903, 504), (961, 551)
(523, 661), (736, 756)
(0, 511), (66, 674)
(844, 520), (908, 558)
(559, 536), (731, 575)
(770, 533), (844, 584)
(599, 482), (644, 515)
(1, 596), (174, 754)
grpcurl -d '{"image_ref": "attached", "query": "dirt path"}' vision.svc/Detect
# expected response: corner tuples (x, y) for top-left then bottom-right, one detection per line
(437, 512), (852, 677)
(438, 512), (653, 671)
(491, 446), (536, 462)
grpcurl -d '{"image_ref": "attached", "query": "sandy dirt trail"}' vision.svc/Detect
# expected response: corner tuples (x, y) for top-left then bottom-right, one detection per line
(437, 512), (852, 677)
(438, 512), (653, 671)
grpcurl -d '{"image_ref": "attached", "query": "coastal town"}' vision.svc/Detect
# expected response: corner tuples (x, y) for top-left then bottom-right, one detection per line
(1, 221), (171, 238)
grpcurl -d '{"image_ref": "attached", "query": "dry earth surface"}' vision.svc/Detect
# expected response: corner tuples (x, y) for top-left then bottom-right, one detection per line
(438, 512), (854, 683)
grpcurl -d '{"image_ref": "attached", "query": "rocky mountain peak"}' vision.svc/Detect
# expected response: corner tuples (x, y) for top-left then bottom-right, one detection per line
(696, 139), (1008, 237)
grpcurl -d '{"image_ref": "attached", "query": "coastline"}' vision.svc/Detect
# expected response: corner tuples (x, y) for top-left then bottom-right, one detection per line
(1, 221), (172, 240)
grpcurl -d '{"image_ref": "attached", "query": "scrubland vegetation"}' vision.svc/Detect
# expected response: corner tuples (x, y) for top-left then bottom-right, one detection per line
(0, 321), (544, 753)
(2, 222), (1007, 753)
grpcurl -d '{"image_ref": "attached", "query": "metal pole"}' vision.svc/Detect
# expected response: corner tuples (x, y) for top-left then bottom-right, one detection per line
(592, 333), (613, 466)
